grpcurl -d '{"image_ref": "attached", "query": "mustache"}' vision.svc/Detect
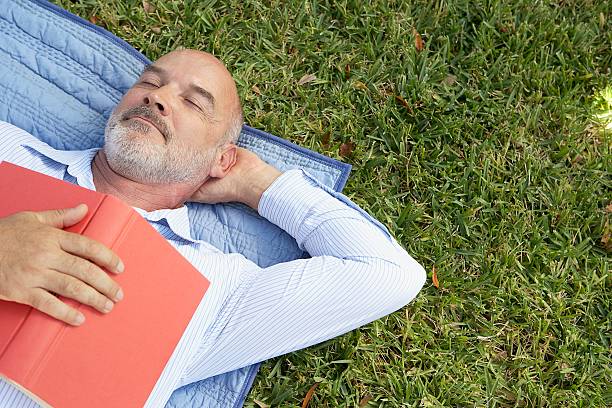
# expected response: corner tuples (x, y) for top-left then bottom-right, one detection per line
(120, 105), (172, 141)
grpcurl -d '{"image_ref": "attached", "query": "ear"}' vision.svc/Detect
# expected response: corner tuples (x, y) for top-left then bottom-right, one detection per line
(208, 144), (237, 179)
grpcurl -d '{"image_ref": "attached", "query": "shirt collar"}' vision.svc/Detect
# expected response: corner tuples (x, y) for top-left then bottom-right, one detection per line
(133, 206), (195, 242)
(26, 141), (197, 243)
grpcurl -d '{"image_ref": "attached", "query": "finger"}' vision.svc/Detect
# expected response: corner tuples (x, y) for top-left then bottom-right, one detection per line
(58, 232), (124, 274)
(33, 204), (89, 229)
(44, 273), (116, 315)
(28, 288), (86, 326)
(52, 253), (123, 302)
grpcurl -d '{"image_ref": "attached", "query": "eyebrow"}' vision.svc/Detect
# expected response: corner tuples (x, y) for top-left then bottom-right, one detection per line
(189, 84), (216, 108)
(142, 64), (164, 76)
(141, 64), (216, 108)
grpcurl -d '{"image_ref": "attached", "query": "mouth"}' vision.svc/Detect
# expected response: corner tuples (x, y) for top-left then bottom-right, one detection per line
(130, 115), (157, 130)
(126, 115), (166, 140)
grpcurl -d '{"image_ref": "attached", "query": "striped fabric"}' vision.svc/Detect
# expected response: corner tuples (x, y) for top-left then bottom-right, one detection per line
(0, 121), (426, 407)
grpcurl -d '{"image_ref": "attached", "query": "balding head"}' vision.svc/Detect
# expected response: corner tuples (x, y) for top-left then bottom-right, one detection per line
(103, 48), (243, 185)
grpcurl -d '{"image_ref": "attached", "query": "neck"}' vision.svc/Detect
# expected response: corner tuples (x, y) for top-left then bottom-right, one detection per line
(91, 150), (197, 212)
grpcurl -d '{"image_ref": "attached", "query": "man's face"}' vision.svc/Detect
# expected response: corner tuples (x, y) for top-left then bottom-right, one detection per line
(103, 50), (238, 184)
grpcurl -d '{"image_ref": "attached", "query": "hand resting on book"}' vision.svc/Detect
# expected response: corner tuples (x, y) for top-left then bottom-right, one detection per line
(0, 204), (124, 326)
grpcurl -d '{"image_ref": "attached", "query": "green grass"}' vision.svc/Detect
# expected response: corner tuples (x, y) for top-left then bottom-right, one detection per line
(54, 0), (611, 406)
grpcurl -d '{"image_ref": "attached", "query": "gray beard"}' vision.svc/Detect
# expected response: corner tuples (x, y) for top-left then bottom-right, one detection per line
(103, 112), (216, 184)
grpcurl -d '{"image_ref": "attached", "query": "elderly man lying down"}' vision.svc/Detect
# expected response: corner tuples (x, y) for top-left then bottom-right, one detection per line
(0, 49), (425, 407)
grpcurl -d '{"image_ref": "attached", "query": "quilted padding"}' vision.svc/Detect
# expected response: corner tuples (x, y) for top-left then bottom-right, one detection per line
(0, 1), (351, 407)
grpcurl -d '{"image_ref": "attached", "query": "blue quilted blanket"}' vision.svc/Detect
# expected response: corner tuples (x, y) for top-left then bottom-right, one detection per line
(0, 0), (351, 406)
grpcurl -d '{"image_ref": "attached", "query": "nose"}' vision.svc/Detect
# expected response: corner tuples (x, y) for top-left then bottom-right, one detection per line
(143, 89), (171, 116)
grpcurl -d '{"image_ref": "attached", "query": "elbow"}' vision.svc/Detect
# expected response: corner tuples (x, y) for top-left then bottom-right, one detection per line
(384, 255), (426, 312)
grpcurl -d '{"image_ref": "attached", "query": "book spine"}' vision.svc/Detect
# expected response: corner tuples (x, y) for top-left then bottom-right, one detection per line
(0, 195), (122, 386)
(24, 195), (134, 386)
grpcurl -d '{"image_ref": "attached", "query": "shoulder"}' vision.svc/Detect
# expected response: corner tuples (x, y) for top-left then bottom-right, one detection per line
(0, 121), (54, 161)
(0, 121), (72, 174)
(0, 120), (40, 149)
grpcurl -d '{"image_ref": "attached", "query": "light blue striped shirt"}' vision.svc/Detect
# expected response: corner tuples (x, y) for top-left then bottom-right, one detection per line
(0, 121), (426, 407)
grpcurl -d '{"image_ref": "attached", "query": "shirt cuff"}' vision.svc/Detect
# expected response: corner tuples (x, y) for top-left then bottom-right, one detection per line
(258, 168), (394, 243)
(257, 169), (334, 240)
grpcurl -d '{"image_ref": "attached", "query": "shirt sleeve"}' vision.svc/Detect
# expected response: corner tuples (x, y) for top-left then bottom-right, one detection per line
(180, 170), (426, 383)
(0, 121), (34, 163)
(0, 121), (60, 170)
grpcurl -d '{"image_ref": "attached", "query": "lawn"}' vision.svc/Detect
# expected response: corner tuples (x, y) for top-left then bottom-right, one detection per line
(54, 0), (611, 406)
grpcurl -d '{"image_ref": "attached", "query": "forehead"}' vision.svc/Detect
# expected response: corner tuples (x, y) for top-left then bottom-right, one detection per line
(144, 51), (235, 109)
(151, 52), (225, 84)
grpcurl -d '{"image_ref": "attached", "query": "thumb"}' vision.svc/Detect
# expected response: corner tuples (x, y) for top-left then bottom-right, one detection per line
(34, 204), (89, 228)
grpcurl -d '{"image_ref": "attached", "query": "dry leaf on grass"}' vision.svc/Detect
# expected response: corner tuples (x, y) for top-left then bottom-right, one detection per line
(353, 81), (367, 91)
(298, 73), (317, 86)
(321, 131), (331, 147)
(359, 394), (373, 407)
(251, 85), (262, 95)
(394, 94), (409, 108)
(442, 74), (457, 86)
(151, 26), (161, 34)
(394, 95), (412, 113)
(432, 265), (439, 288)
(142, 0), (156, 13)
(301, 383), (320, 408)
(339, 142), (355, 157)
(413, 28), (424, 52)
(253, 399), (270, 408)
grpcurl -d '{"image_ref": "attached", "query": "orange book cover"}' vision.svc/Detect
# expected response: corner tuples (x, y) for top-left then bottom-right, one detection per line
(0, 161), (210, 407)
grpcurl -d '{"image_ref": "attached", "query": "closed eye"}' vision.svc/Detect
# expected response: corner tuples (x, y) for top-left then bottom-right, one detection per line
(140, 80), (160, 87)
(185, 98), (202, 111)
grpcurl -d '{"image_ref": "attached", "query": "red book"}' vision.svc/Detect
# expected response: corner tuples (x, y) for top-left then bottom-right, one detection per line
(0, 161), (210, 407)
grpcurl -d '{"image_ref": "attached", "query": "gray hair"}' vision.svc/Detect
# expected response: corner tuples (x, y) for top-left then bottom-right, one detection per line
(219, 101), (243, 146)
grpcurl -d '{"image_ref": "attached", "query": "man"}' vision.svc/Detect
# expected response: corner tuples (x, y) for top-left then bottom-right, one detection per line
(0, 50), (425, 407)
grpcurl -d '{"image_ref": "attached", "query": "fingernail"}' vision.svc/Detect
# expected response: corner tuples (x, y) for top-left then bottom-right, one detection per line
(75, 314), (85, 325)
(117, 261), (125, 274)
(104, 300), (114, 313)
(115, 288), (124, 301)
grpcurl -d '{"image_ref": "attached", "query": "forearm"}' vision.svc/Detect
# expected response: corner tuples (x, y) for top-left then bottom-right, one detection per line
(183, 253), (422, 382)
(259, 169), (412, 266)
